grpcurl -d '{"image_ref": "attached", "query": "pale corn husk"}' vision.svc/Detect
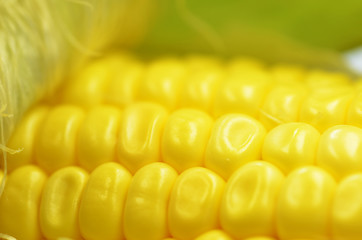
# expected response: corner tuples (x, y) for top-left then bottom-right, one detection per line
(0, 0), (153, 196)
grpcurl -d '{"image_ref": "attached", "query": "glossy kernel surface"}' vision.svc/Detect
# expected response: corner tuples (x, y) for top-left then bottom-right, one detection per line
(35, 105), (85, 173)
(79, 162), (131, 240)
(262, 122), (320, 174)
(78, 106), (121, 171)
(162, 109), (213, 172)
(169, 167), (225, 240)
(317, 125), (362, 179)
(205, 114), (266, 179)
(40, 167), (88, 240)
(221, 161), (284, 239)
(332, 174), (362, 240)
(117, 102), (168, 173)
(276, 166), (336, 240)
(124, 162), (178, 240)
(0, 166), (46, 240)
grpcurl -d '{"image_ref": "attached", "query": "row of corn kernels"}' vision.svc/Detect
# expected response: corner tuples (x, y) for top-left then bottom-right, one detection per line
(5, 102), (362, 181)
(60, 54), (362, 132)
(1, 161), (360, 240)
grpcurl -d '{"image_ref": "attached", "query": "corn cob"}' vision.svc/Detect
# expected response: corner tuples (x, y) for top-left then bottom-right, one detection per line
(58, 54), (361, 132)
(2, 160), (362, 240)
(2, 54), (362, 240)
(4, 101), (362, 180)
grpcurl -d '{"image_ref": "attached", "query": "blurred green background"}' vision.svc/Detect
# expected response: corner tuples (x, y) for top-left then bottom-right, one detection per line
(134, 0), (362, 70)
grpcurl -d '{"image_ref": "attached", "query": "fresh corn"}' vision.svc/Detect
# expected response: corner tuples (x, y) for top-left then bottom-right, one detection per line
(5, 101), (362, 179)
(2, 161), (362, 240)
(59, 54), (361, 131)
(1, 54), (362, 240)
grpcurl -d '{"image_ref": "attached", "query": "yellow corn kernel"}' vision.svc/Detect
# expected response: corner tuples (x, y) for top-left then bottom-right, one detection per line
(213, 71), (271, 118)
(332, 174), (362, 240)
(162, 109), (213, 172)
(259, 84), (307, 130)
(79, 162), (132, 240)
(276, 166), (336, 240)
(220, 161), (284, 239)
(0, 165), (47, 240)
(124, 162), (178, 240)
(40, 167), (88, 240)
(77, 106), (121, 171)
(117, 102), (168, 173)
(138, 58), (185, 110)
(62, 55), (127, 108)
(205, 114), (266, 179)
(4, 106), (48, 171)
(104, 58), (143, 108)
(195, 230), (233, 240)
(317, 125), (362, 180)
(35, 105), (85, 173)
(168, 167), (225, 240)
(299, 86), (354, 132)
(179, 67), (222, 112)
(262, 122), (320, 174)
(346, 92), (362, 128)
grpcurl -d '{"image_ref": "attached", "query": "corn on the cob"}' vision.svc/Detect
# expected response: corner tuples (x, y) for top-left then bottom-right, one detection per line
(5, 101), (362, 180)
(2, 54), (362, 240)
(2, 161), (362, 240)
(58, 54), (361, 132)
